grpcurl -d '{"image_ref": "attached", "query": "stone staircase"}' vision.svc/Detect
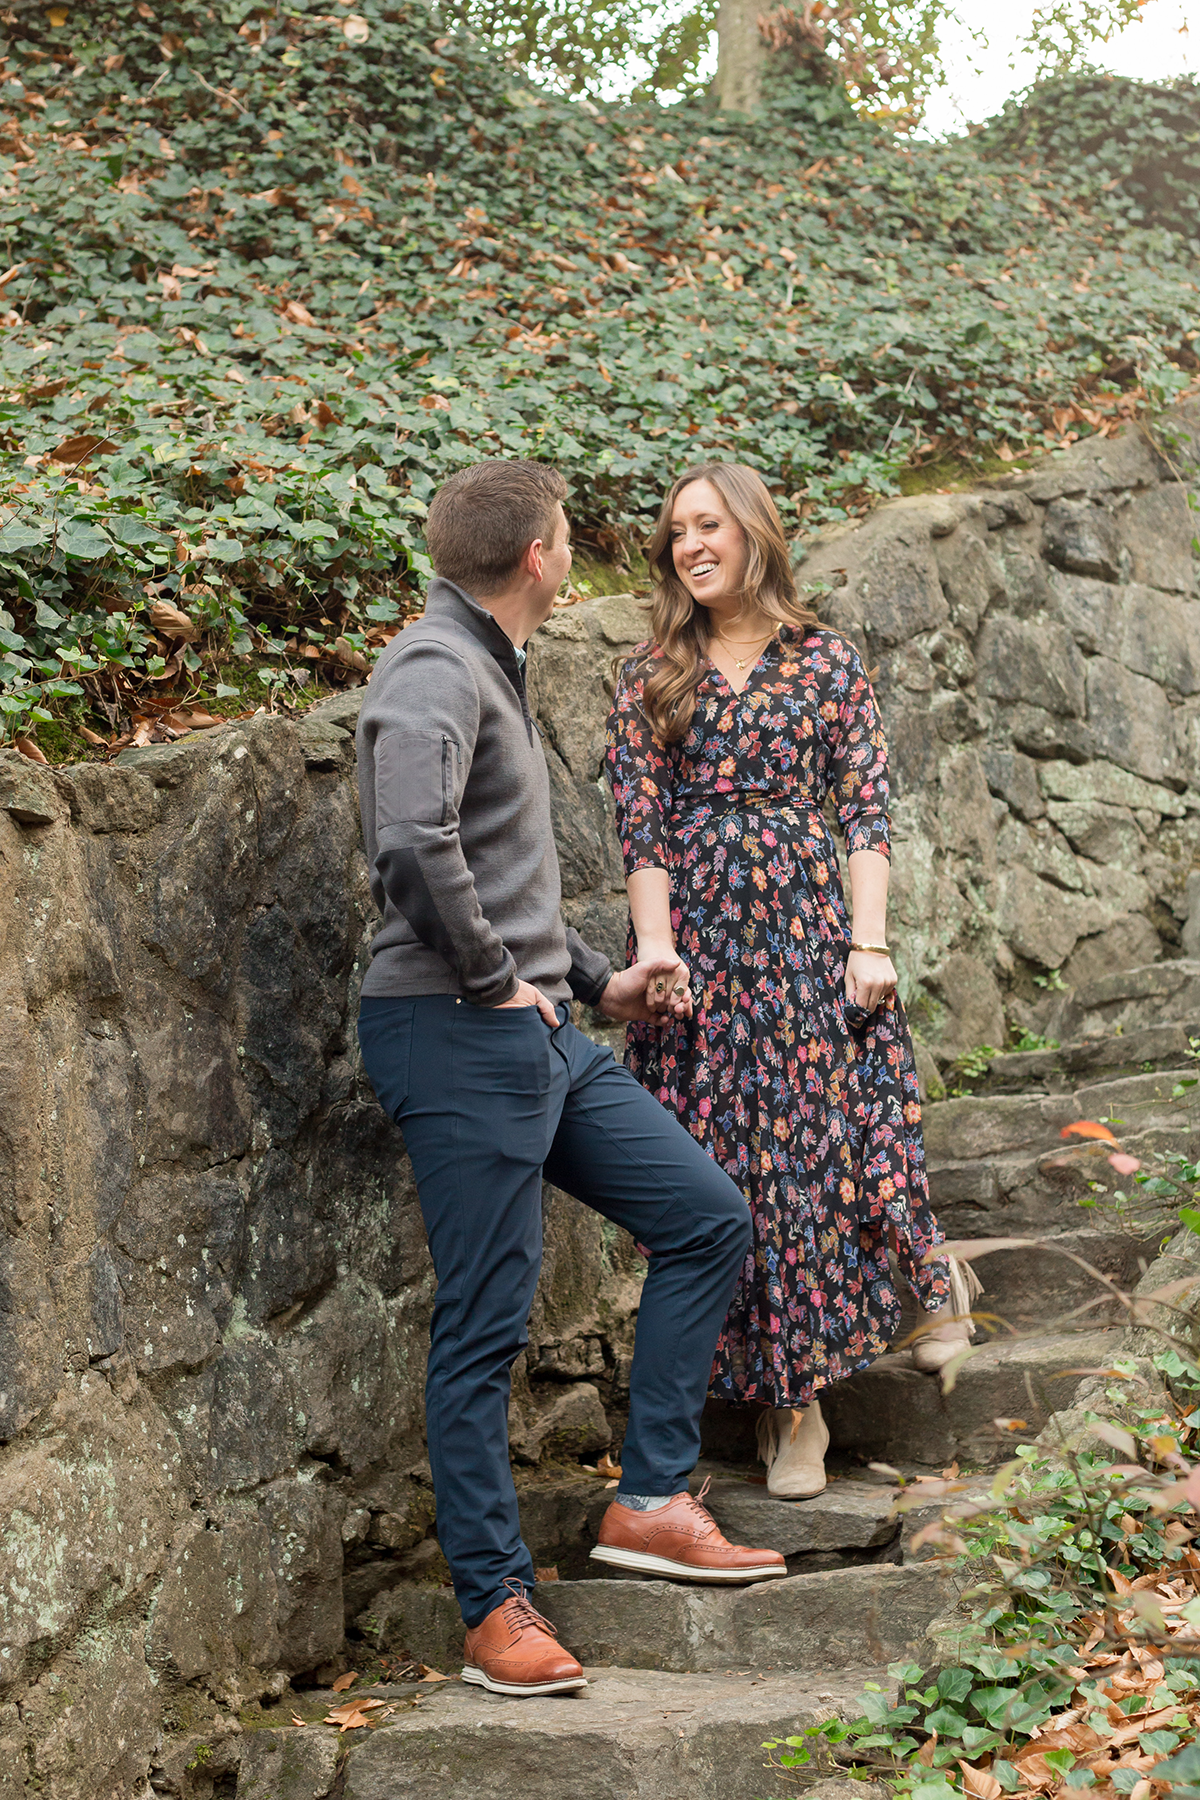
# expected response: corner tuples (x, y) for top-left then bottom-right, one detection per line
(227, 963), (1200, 1800)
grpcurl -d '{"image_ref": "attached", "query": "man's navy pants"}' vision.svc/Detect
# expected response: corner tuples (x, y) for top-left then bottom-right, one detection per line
(357, 994), (751, 1629)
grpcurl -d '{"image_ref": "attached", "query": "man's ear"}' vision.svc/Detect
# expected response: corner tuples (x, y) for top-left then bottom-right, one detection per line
(524, 537), (545, 584)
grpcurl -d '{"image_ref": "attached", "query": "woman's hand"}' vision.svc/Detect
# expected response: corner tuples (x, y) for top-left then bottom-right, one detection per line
(844, 949), (896, 1014)
(598, 950), (693, 1024)
(638, 940), (691, 1022)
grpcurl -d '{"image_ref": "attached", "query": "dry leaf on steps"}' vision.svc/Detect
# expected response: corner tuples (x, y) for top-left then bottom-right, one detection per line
(324, 1698), (385, 1731)
(597, 1453), (622, 1479)
(331, 1671), (358, 1692)
(15, 736), (47, 763)
(417, 1665), (448, 1681)
(1060, 1121), (1119, 1144)
(290, 1714), (306, 1728)
(80, 725), (109, 747)
(534, 1566), (559, 1582)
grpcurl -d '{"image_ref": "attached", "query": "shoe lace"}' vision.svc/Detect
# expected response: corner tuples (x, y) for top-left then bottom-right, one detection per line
(675, 1476), (719, 1539)
(499, 1576), (560, 1640)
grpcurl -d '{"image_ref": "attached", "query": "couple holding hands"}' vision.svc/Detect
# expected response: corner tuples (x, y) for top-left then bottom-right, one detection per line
(355, 456), (975, 1698)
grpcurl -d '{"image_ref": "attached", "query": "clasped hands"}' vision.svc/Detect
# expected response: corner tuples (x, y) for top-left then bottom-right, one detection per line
(495, 944), (692, 1027)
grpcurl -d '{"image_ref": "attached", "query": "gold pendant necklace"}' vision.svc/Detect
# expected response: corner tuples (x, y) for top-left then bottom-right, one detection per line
(715, 629), (775, 671)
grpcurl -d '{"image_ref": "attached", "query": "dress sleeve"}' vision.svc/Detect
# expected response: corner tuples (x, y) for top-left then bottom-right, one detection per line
(824, 637), (891, 859)
(604, 654), (672, 875)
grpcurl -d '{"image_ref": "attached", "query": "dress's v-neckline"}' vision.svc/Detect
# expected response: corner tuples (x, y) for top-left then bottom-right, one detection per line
(707, 640), (775, 699)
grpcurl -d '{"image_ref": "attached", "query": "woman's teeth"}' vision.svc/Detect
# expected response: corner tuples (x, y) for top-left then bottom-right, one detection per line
(690, 562), (717, 578)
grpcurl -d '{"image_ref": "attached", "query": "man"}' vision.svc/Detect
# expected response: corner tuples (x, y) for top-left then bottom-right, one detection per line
(355, 459), (784, 1700)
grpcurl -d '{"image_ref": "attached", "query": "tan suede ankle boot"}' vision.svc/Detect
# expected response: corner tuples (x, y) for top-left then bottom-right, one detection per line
(756, 1399), (829, 1499)
(911, 1256), (984, 1374)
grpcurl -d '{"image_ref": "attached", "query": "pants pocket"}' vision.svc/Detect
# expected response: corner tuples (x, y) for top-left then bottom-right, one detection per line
(358, 999), (414, 1121)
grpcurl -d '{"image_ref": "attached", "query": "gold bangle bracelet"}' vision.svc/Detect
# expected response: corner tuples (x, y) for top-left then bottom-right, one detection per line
(850, 941), (890, 955)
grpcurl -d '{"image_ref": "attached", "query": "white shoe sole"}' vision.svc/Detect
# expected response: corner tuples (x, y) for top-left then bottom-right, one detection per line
(589, 1545), (788, 1583)
(461, 1665), (588, 1697)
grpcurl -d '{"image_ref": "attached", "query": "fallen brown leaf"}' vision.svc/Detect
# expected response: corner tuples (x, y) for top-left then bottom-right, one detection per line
(958, 1759), (1002, 1799)
(332, 636), (368, 671)
(290, 1713), (306, 1727)
(1009, 1751), (1060, 1791)
(324, 1697), (385, 1730)
(417, 1666), (448, 1682)
(49, 434), (120, 466)
(1106, 1705), (1182, 1749)
(1060, 1120), (1119, 1144)
(15, 736), (48, 764)
(597, 1453), (623, 1480)
(534, 1566), (559, 1582)
(79, 726), (109, 748)
(148, 599), (199, 640)
(162, 709), (222, 732)
(331, 1671), (358, 1692)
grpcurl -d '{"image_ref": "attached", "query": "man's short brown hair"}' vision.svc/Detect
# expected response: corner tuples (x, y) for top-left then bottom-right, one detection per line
(425, 459), (568, 595)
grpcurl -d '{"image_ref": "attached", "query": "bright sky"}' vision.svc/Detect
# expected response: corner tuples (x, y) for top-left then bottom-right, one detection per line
(920, 0), (1199, 137)
(601, 0), (1199, 128)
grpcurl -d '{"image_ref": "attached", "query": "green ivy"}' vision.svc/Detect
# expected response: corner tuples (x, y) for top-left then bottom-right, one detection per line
(983, 71), (1200, 242)
(0, 3), (1197, 744)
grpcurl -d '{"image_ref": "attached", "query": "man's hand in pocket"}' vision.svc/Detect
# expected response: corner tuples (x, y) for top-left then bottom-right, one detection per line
(493, 981), (558, 1026)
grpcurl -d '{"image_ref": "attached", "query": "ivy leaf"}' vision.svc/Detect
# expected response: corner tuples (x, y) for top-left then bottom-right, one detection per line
(56, 525), (114, 561)
(0, 520), (46, 552)
(924, 1706), (971, 1738)
(936, 1669), (975, 1705)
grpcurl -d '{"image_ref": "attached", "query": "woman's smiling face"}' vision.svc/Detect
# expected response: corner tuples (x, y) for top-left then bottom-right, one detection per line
(669, 478), (749, 618)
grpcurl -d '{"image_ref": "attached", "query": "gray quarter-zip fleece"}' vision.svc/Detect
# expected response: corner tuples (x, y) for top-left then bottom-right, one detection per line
(356, 578), (613, 1007)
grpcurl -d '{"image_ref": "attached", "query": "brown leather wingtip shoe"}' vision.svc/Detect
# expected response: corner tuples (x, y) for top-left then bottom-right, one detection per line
(462, 1582), (587, 1697)
(590, 1480), (788, 1584)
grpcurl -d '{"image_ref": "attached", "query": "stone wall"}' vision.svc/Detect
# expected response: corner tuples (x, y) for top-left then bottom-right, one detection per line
(796, 406), (1200, 1061)
(0, 406), (1198, 1796)
(0, 694), (641, 1798)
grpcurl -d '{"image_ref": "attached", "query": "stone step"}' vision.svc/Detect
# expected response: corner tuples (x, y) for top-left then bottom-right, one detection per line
(696, 1470), (899, 1567)
(363, 1552), (951, 1677)
(695, 1465), (990, 1563)
(258, 1666), (888, 1800)
(893, 1226), (1158, 1332)
(347, 1466), (932, 1655)
(822, 1326), (1123, 1469)
(703, 1327), (1122, 1470)
(923, 1064), (1199, 1169)
(1051, 960), (1200, 1041)
(964, 1021), (1198, 1095)
(534, 1560), (953, 1674)
(922, 1065), (1199, 1247)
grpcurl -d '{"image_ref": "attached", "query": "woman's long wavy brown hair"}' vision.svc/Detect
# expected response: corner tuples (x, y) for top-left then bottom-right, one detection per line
(638, 462), (819, 744)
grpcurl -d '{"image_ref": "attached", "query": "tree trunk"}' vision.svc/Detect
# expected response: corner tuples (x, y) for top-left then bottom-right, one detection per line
(716, 0), (764, 115)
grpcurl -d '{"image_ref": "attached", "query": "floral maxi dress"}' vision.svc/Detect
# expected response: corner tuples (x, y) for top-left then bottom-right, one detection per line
(604, 627), (949, 1408)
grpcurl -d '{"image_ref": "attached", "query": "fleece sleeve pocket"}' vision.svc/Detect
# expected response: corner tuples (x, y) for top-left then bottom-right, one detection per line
(376, 729), (453, 828)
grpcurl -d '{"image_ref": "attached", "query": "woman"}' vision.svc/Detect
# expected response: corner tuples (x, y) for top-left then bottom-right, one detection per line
(603, 463), (978, 1499)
